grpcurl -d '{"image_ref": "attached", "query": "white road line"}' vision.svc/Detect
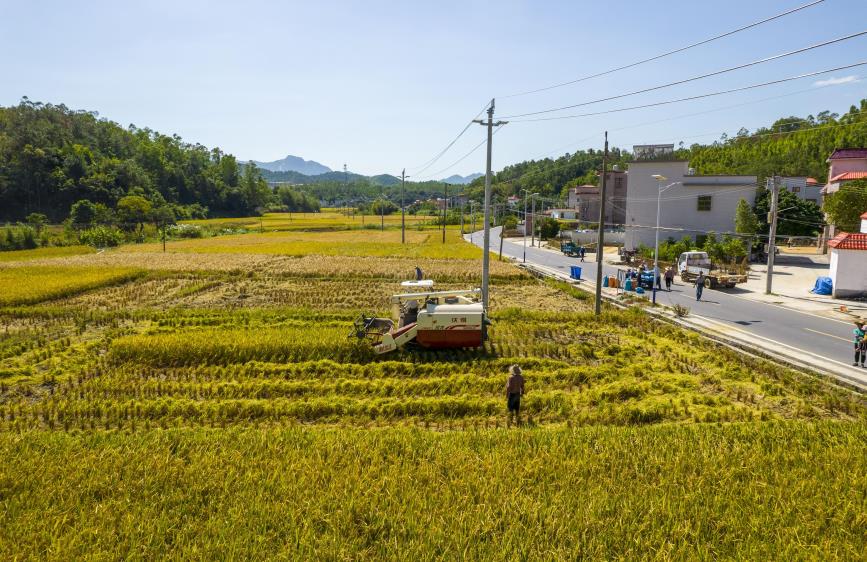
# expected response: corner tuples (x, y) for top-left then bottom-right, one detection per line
(804, 327), (849, 342)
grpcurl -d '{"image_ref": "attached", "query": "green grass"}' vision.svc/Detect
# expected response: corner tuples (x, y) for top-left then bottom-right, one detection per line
(0, 422), (864, 560)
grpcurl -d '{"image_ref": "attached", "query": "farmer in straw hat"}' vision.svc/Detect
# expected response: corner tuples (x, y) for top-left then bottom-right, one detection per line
(505, 364), (525, 426)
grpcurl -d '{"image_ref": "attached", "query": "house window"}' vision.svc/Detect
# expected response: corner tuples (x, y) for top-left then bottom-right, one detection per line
(697, 196), (712, 211)
(791, 186), (800, 193)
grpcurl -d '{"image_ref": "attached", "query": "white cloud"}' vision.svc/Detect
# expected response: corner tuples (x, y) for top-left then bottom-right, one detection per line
(813, 75), (859, 87)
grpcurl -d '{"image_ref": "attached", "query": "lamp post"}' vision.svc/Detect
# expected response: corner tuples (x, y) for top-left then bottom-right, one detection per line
(651, 174), (681, 304)
(522, 189), (538, 262)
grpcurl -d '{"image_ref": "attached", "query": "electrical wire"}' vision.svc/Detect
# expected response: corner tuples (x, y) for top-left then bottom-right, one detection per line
(501, 0), (826, 99)
(508, 61), (867, 122)
(501, 33), (867, 119)
(408, 100), (491, 176)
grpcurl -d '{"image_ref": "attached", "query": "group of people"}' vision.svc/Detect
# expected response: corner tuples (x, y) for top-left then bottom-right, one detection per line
(623, 263), (678, 292)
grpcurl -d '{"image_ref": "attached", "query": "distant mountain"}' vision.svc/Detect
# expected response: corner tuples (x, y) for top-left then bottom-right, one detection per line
(441, 173), (483, 185)
(259, 168), (399, 187)
(251, 155), (332, 175)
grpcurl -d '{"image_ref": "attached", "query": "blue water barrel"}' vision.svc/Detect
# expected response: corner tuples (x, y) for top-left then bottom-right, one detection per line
(602, 275), (609, 287)
(624, 278), (633, 291)
(570, 266), (582, 280)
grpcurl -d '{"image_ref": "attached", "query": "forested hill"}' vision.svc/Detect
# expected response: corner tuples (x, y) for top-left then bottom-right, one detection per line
(465, 97), (867, 201)
(0, 99), (272, 221)
(687, 99), (867, 180)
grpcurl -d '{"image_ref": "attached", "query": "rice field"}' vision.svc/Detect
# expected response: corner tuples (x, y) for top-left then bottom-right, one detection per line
(183, 210), (437, 231)
(0, 245), (94, 262)
(0, 225), (865, 558)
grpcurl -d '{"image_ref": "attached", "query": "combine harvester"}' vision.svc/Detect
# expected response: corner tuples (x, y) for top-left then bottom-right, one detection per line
(351, 279), (487, 354)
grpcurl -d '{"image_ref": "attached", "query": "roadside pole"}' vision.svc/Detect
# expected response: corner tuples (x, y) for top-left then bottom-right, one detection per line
(442, 182), (448, 243)
(401, 169), (406, 244)
(523, 192), (528, 262)
(765, 175), (780, 294)
(473, 99), (507, 313)
(460, 196), (465, 236)
(594, 131), (608, 316)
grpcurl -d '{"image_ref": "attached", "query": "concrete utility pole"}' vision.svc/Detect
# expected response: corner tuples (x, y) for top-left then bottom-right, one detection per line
(470, 201), (477, 241)
(473, 99), (507, 313)
(594, 131), (609, 316)
(766, 175), (780, 294)
(531, 194), (537, 247)
(442, 182), (448, 244)
(401, 169), (407, 244)
(460, 196), (465, 236)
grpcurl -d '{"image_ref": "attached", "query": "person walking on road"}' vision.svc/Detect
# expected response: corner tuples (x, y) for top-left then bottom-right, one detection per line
(853, 322), (866, 367)
(664, 266), (674, 291)
(695, 272), (706, 301)
(579, 246), (585, 262)
(505, 364), (525, 426)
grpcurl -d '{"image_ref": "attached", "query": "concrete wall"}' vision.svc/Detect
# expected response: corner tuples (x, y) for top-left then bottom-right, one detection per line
(830, 249), (867, 298)
(624, 160), (756, 250)
(780, 177), (822, 204)
(567, 230), (625, 246)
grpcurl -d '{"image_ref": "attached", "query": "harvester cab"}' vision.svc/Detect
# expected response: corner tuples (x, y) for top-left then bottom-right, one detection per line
(351, 280), (487, 354)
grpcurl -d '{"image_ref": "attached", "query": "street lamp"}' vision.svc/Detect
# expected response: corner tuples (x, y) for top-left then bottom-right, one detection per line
(651, 174), (681, 304)
(522, 189), (538, 263)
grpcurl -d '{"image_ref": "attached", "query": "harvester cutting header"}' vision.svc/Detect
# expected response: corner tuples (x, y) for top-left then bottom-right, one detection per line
(352, 279), (487, 354)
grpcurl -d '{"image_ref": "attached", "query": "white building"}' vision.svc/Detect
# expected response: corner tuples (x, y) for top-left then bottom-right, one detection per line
(779, 176), (822, 205)
(547, 208), (578, 220)
(828, 212), (867, 299)
(624, 147), (757, 250)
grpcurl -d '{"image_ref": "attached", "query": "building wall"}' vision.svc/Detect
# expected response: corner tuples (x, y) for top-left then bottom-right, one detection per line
(828, 158), (867, 180)
(780, 177), (822, 204)
(624, 160), (757, 250)
(830, 249), (867, 298)
(566, 171), (627, 225)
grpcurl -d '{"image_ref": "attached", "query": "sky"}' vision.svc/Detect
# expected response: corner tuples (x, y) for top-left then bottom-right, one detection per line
(1, 0), (866, 179)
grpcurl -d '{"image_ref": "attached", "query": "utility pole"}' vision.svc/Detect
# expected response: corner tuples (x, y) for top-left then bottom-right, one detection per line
(523, 191), (528, 263)
(765, 175), (780, 294)
(531, 194), (537, 247)
(401, 169), (406, 244)
(442, 182), (448, 244)
(594, 131), (609, 316)
(460, 196), (465, 236)
(498, 203), (505, 261)
(470, 201), (477, 240)
(473, 99), (507, 314)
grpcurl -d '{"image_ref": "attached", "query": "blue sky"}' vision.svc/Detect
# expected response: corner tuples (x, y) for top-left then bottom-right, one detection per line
(1, 0), (865, 178)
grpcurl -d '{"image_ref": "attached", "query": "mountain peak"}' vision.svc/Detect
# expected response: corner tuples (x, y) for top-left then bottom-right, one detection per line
(441, 173), (483, 185)
(252, 155), (332, 176)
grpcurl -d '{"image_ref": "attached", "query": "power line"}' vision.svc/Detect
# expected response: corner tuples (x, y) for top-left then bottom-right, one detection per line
(501, 0), (825, 99)
(414, 127), (507, 181)
(508, 61), (867, 122)
(408, 100), (491, 176)
(501, 32), (867, 119)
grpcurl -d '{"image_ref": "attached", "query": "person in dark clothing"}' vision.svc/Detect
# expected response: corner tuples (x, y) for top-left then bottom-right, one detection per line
(415, 266), (423, 281)
(853, 322), (866, 367)
(579, 246), (585, 262)
(664, 266), (675, 291)
(695, 272), (705, 301)
(505, 364), (525, 426)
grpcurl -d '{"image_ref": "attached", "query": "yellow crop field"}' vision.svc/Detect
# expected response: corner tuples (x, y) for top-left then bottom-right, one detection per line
(0, 245), (94, 262)
(183, 210), (436, 231)
(1, 225), (865, 559)
(120, 228), (482, 259)
(0, 265), (143, 306)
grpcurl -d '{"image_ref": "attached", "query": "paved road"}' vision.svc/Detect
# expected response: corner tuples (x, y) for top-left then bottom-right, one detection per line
(470, 229), (866, 387)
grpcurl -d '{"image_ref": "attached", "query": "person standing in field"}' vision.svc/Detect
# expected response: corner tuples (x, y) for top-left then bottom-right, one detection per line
(853, 321), (866, 367)
(695, 271), (705, 301)
(414, 266), (423, 281)
(505, 364), (525, 426)
(664, 266), (674, 291)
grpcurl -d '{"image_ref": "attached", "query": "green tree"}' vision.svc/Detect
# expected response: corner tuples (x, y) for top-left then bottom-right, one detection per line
(69, 200), (99, 228)
(25, 213), (48, 233)
(116, 195), (153, 233)
(734, 199), (759, 235)
(823, 180), (867, 232)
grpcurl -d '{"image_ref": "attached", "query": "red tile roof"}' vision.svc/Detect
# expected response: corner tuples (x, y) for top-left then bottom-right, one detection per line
(828, 148), (867, 160)
(829, 171), (867, 182)
(829, 232), (867, 251)
(806, 177), (818, 185)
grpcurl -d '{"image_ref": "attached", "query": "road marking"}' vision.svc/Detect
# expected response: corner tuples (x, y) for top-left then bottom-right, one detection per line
(804, 327), (849, 342)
